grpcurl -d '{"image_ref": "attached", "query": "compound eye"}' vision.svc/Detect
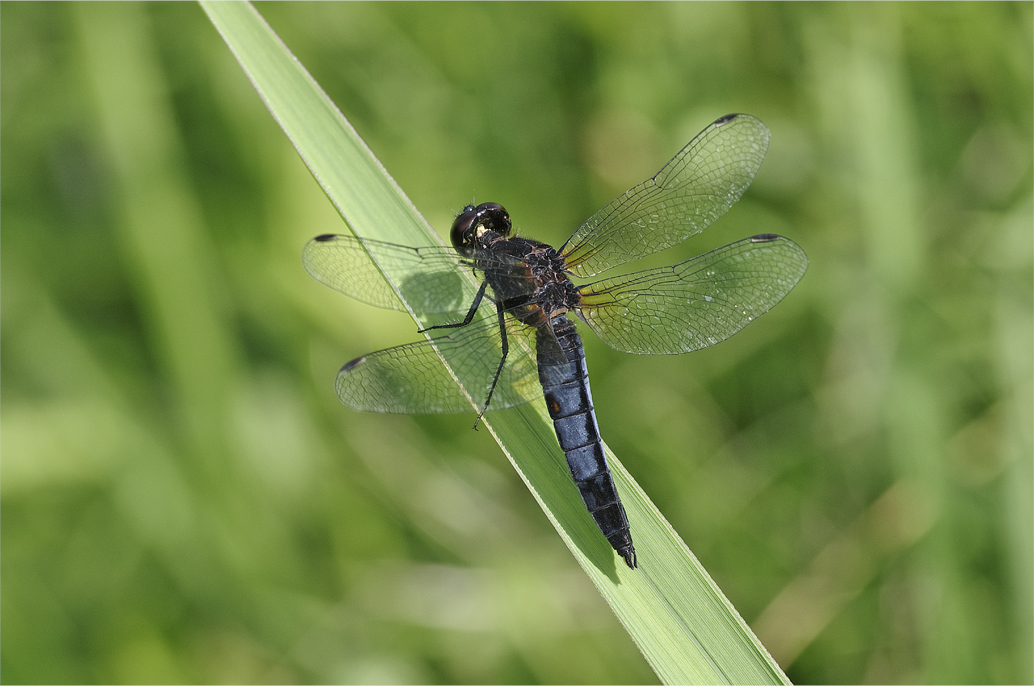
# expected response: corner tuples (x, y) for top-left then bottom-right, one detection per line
(476, 202), (511, 236)
(451, 206), (477, 249)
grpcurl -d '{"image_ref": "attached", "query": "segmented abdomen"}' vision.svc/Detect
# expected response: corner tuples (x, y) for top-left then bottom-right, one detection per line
(536, 316), (636, 568)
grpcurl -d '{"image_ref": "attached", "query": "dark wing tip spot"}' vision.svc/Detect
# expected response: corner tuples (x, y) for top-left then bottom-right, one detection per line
(750, 233), (781, 242)
(314, 234), (338, 242)
(714, 113), (739, 125)
(340, 356), (366, 373)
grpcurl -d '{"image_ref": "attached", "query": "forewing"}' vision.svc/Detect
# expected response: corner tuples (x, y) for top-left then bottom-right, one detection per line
(336, 317), (541, 414)
(576, 235), (807, 354)
(302, 234), (475, 315)
(561, 114), (770, 277)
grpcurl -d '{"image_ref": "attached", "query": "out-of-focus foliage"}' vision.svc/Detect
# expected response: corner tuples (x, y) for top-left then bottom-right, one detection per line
(1, 2), (1030, 684)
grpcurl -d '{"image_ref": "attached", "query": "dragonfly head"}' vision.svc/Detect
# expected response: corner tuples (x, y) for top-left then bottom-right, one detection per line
(451, 202), (511, 253)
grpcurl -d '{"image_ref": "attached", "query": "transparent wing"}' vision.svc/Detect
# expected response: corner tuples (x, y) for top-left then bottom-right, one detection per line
(576, 235), (807, 354)
(335, 316), (542, 414)
(302, 234), (473, 315)
(560, 113), (770, 277)
(302, 233), (538, 317)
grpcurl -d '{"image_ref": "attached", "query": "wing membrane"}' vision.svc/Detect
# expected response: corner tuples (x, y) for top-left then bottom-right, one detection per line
(302, 234), (537, 318)
(576, 235), (808, 354)
(561, 113), (770, 277)
(302, 234), (472, 314)
(336, 316), (541, 414)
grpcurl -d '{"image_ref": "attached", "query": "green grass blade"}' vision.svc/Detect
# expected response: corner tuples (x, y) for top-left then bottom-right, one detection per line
(201, 2), (790, 683)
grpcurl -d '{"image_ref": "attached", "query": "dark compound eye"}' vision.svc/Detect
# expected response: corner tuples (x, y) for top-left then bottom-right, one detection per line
(475, 202), (511, 236)
(451, 203), (512, 248)
(450, 206), (478, 249)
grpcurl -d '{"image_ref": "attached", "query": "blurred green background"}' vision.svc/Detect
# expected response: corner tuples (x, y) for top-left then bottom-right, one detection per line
(2, 2), (1031, 684)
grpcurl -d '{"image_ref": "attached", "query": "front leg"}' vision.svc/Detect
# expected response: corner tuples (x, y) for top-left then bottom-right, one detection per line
(416, 278), (507, 429)
(473, 299), (510, 430)
(419, 279), (489, 333)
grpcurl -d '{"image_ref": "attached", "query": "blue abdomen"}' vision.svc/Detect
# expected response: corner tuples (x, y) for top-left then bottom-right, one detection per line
(537, 316), (636, 568)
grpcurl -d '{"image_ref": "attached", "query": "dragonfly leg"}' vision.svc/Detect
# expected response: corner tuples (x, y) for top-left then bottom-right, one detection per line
(419, 280), (488, 333)
(473, 302), (509, 430)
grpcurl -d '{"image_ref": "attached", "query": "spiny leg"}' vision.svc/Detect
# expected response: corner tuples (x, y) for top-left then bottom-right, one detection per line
(473, 301), (509, 430)
(419, 280), (488, 333)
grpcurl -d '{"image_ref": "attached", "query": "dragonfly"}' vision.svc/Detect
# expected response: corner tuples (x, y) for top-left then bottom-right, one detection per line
(303, 113), (808, 569)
